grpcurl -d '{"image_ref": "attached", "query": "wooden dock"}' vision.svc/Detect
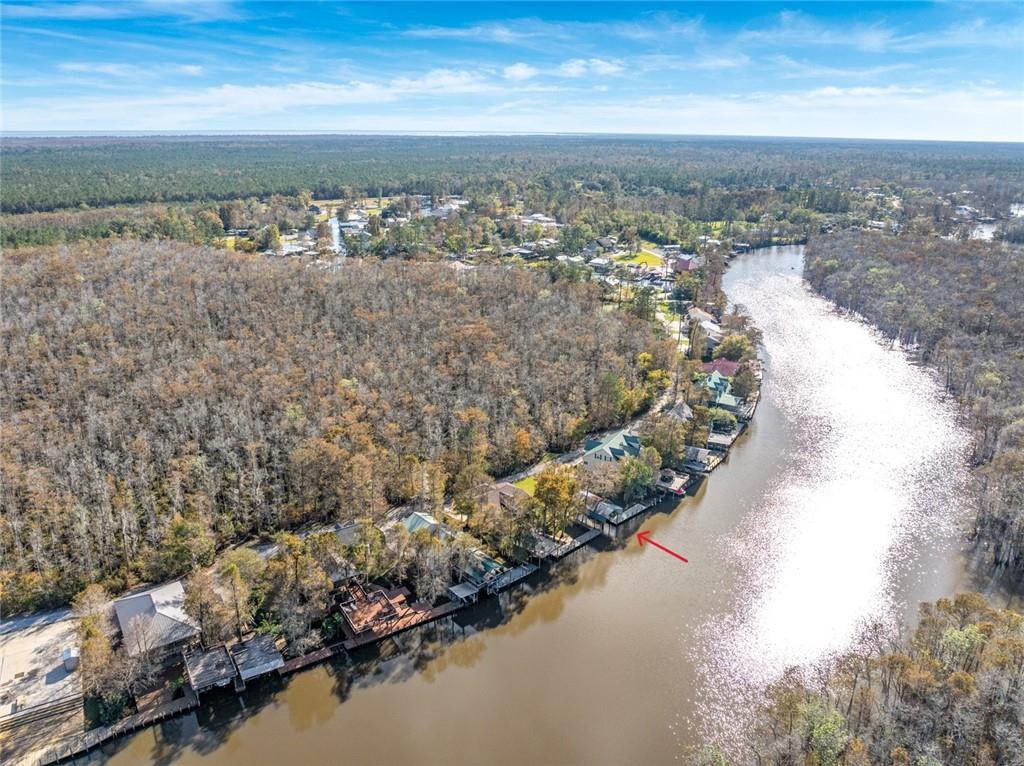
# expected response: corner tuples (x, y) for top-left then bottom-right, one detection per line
(341, 601), (462, 651)
(549, 528), (601, 557)
(277, 645), (335, 676)
(37, 688), (199, 765)
(485, 563), (538, 595)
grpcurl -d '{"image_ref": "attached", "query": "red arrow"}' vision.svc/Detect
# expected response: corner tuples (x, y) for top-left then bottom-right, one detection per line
(636, 530), (688, 563)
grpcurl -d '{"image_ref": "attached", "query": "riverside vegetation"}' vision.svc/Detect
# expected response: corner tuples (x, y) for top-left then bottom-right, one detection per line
(0, 241), (671, 612)
(805, 233), (1024, 589)
(2, 136), (1023, 764)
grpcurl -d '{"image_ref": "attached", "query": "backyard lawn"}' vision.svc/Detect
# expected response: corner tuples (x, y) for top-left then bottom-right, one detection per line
(514, 475), (537, 495)
(616, 250), (663, 267)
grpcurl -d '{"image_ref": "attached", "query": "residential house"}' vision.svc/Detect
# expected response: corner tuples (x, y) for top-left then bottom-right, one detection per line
(582, 430), (642, 474)
(451, 547), (506, 590)
(683, 446), (714, 474)
(687, 307), (716, 324)
(590, 257), (613, 273)
(480, 482), (531, 514)
(666, 401), (694, 424)
(701, 319), (724, 350)
(113, 581), (199, 658)
(707, 431), (736, 452)
(527, 213), (558, 226)
(701, 359), (741, 378)
(402, 511), (443, 536)
(704, 370), (743, 413)
(670, 257), (699, 274)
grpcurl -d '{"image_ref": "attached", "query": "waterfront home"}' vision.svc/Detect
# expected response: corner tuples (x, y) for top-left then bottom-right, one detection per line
(480, 482), (531, 513)
(581, 429), (642, 474)
(113, 581), (199, 658)
(670, 256), (699, 274)
(703, 370), (743, 412)
(706, 431), (736, 452)
(701, 359), (741, 378)
(459, 549), (506, 588)
(704, 369), (729, 395)
(703, 370), (743, 411)
(338, 582), (403, 635)
(683, 446), (714, 474)
(687, 307), (716, 324)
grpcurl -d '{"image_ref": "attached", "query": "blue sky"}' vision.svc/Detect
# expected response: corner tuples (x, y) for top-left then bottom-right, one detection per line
(1, 1), (1022, 140)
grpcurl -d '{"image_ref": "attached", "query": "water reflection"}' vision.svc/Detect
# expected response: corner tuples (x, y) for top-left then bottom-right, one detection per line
(692, 248), (974, 748)
(102, 246), (975, 766)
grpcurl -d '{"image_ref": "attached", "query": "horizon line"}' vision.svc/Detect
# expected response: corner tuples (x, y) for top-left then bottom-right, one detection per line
(3, 130), (1022, 145)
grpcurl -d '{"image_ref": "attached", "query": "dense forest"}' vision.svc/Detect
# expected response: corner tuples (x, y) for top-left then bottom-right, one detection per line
(743, 594), (1024, 765)
(804, 233), (1024, 588)
(5, 135), (1022, 214)
(0, 241), (670, 612)
(4, 137), (1021, 255)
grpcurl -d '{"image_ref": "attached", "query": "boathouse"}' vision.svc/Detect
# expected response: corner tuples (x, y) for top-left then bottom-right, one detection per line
(183, 646), (235, 694)
(229, 635), (284, 682)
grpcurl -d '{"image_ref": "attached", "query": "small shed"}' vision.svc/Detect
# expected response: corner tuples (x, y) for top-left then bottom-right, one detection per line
(184, 646), (236, 693)
(229, 635), (284, 681)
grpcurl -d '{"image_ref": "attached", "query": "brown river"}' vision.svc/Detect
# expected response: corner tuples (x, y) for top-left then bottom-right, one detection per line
(99, 245), (977, 765)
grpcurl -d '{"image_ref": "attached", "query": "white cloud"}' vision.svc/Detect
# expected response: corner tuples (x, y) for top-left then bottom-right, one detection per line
(3, 1), (241, 22)
(588, 59), (624, 76)
(691, 53), (750, 71)
(58, 62), (137, 76)
(2, 69), (569, 131)
(740, 11), (897, 52)
(56, 61), (206, 79)
(559, 59), (588, 78)
(389, 69), (491, 93)
(740, 10), (1023, 54)
(503, 63), (538, 81)
(769, 56), (911, 80)
(608, 15), (702, 42)
(402, 15), (701, 47)
(558, 58), (623, 78)
(403, 21), (555, 46)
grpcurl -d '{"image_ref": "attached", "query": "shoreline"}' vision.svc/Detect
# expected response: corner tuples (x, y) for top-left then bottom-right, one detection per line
(7, 250), (766, 766)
